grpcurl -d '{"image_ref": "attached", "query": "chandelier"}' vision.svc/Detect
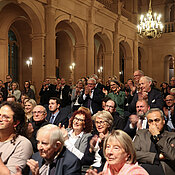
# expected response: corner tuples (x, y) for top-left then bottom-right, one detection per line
(137, 0), (163, 39)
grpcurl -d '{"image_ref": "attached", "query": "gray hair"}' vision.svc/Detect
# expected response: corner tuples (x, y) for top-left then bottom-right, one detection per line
(37, 124), (64, 148)
(140, 76), (153, 84)
(103, 130), (136, 164)
(88, 78), (96, 84)
(33, 105), (47, 115)
(145, 108), (164, 120)
(92, 110), (113, 130)
(134, 70), (144, 76)
(91, 74), (98, 80)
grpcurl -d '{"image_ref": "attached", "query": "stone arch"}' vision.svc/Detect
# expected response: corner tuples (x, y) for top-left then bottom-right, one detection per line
(55, 19), (86, 83)
(161, 53), (175, 82)
(0, 1), (45, 96)
(119, 40), (132, 82)
(94, 30), (113, 82)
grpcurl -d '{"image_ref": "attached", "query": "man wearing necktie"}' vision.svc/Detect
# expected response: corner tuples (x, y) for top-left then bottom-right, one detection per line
(27, 124), (81, 175)
(124, 99), (150, 138)
(47, 97), (69, 127)
(78, 78), (104, 115)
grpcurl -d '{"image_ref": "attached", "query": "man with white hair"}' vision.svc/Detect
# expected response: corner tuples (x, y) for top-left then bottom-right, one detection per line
(78, 78), (104, 114)
(27, 124), (81, 175)
(129, 76), (164, 114)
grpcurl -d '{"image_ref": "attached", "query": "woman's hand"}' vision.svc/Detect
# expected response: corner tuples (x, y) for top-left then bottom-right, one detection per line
(102, 88), (108, 95)
(89, 135), (98, 153)
(27, 159), (39, 175)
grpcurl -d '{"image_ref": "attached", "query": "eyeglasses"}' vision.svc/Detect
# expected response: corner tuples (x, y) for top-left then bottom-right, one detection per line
(88, 83), (95, 85)
(165, 99), (173, 102)
(110, 84), (116, 86)
(105, 105), (114, 109)
(73, 116), (85, 122)
(32, 111), (45, 115)
(148, 118), (161, 124)
(95, 120), (106, 125)
(0, 115), (12, 122)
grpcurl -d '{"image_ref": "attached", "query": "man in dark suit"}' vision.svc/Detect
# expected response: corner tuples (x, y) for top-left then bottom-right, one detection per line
(47, 97), (69, 128)
(133, 108), (175, 175)
(27, 124), (81, 175)
(104, 99), (126, 130)
(56, 78), (71, 107)
(78, 78), (104, 115)
(129, 76), (164, 114)
(124, 99), (150, 138)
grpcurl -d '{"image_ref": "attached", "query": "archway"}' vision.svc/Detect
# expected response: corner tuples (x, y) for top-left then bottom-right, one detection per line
(119, 41), (132, 83)
(164, 55), (174, 82)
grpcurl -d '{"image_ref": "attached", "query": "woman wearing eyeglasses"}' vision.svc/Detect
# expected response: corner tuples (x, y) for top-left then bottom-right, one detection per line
(61, 109), (92, 160)
(0, 101), (33, 174)
(81, 110), (114, 172)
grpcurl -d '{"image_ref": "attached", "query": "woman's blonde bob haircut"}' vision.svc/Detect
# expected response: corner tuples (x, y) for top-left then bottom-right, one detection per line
(92, 110), (113, 130)
(103, 130), (136, 164)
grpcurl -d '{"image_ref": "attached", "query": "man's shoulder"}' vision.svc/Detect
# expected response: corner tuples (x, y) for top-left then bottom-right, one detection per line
(136, 128), (149, 135)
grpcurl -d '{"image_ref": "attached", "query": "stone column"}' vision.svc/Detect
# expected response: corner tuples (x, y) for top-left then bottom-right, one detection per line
(87, 21), (94, 76)
(31, 33), (45, 102)
(125, 56), (133, 80)
(133, 0), (138, 14)
(74, 43), (87, 82)
(104, 51), (113, 82)
(0, 38), (8, 80)
(133, 35), (138, 71)
(45, 5), (56, 80)
(113, 20), (120, 79)
(148, 47), (153, 77)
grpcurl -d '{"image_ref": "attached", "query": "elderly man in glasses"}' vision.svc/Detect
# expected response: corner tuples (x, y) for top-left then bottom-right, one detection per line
(133, 108), (175, 175)
(29, 105), (49, 152)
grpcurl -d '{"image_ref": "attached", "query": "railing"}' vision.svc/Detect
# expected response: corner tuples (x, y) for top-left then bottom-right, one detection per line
(96, 0), (114, 11)
(164, 22), (175, 33)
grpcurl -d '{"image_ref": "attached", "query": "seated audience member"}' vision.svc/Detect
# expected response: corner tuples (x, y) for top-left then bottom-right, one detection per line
(163, 94), (175, 131)
(170, 88), (175, 98)
(61, 110), (92, 160)
(86, 130), (148, 175)
(0, 101), (33, 174)
(29, 105), (49, 152)
(160, 82), (170, 99)
(7, 95), (16, 102)
(24, 99), (37, 121)
(169, 76), (175, 89)
(133, 108), (175, 175)
(78, 78), (104, 115)
(20, 93), (29, 108)
(47, 97), (69, 127)
(104, 99), (126, 130)
(101, 96), (111, 110)
(124, 100), (150, 138)
(129, 76), (164, 114)
(0, 92), (4, 104)
(0, 80), (8, 101)
(23, 81), (35, 100)
(103, 80), (125, 117)
(8, 82), (21, 101)
(82, 111), (114, 172)
(55, 78), (71, 107)
(71, 79), (84, 111)
(27, 124), (81, 175)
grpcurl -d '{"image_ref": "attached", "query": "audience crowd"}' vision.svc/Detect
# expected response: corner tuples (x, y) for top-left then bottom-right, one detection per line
(0, 71), (175, 175)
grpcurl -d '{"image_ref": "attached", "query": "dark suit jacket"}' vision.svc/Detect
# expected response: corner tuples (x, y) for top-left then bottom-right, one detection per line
(112, 112), (126, 130)
(46, 108), (69, 128)
(78, 88), (104, 115)
(129, 88), (164, 114)
(133, 129), (175, 175)
(30, 147), (81, 175)
(56, 85), (71, 107)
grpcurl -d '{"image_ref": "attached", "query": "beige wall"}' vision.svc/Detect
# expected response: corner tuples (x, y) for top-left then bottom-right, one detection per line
(0, 0), (174, 101)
